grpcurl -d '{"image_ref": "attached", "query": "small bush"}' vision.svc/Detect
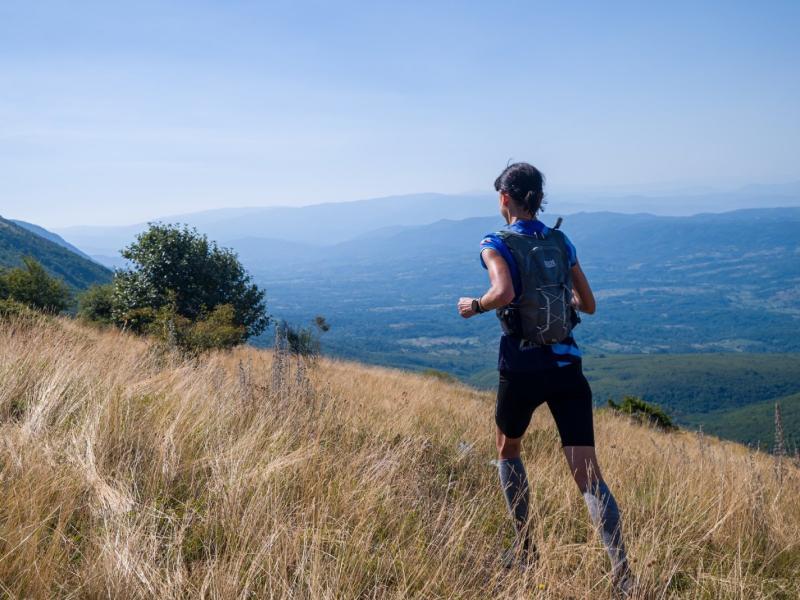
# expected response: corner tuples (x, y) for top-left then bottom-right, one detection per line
(0, 298), (38, 319)
(182, 304), (247, 352)
(421, 369), (458, 383)
(276, 316), (330, 358)
(149, 303), (246, 355)
(78, 284), (115, 324)
(608, 395), (677, 431)
(0, 257), (71, 313)
(118, 306), (159, 334)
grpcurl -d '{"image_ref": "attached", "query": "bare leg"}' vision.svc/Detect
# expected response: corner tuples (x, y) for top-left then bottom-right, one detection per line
(563, 446), (633, 594)
(496, 425), (522, 459)
(562, 445), (603, 493)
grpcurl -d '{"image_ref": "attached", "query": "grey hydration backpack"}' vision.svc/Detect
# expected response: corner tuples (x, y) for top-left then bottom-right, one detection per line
(495, 223), (577, 345)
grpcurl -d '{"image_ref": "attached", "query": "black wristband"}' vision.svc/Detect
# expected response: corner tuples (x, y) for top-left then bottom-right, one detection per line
(473, 297), (486, 313)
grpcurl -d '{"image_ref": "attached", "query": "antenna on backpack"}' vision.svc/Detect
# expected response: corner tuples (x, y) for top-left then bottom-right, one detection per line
(554, 217), (563, 230)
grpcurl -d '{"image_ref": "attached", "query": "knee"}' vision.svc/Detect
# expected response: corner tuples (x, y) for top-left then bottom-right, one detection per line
(497, 435), (522, 459)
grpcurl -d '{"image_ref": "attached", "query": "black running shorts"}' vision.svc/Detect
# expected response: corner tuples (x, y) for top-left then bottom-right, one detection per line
(495, 363), (595, 446)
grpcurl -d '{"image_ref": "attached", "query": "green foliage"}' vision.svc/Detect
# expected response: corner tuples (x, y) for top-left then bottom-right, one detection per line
(107, 223), (269, 349)
(77, 223), (267, 354)
(608, 395), (677, 431)
(77, 284), (115, 324)
(148, 303), (246, 355)
(113, 223), (268, 339)
(0, 257), (72, 313)
(421, 369), (458, 383)
(0, 298), (37, 319)
(581, 353), (800, 418)
(0, 216), (112, 289)
(185, 304), (247, 352)
(119, 307), (158, 334)
(684, 392), (800, 454)
(277, 316), (330, 357)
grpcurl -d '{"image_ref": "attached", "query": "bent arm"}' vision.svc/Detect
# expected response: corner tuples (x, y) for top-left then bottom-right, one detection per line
(479, 248), (515, 309)
(571, 260), (596, 315)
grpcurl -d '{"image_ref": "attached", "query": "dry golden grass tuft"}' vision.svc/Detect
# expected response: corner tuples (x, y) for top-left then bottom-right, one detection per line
(0, 314), (798, 599)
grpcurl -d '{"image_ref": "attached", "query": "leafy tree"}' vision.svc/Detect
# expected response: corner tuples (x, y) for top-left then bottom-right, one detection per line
(112, 223), (268, 341)
(608, 395), (677, 431)
(78, 283), (115, 324)
(0, 257), (71, 313)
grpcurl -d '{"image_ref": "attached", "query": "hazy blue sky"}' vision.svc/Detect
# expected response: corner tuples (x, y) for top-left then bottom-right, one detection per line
(2, 1), (799, 227)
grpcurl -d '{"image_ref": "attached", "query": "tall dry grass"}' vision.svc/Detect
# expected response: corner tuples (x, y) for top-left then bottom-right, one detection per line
(0, 313), (798, 599)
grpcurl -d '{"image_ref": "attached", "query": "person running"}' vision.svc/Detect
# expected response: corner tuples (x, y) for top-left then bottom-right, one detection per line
(457, 162), (635, 597)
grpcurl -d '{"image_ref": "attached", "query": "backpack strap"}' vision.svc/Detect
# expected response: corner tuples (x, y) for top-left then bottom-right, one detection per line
(544, 225), (567, 248)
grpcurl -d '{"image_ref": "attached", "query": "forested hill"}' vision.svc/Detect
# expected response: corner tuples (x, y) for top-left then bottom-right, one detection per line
(0, 216), (112, 289)
(11, 218), (94, 260)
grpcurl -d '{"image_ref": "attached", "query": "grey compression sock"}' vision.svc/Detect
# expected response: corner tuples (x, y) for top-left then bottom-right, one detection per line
(498, 457), (530, 541)
(583, 479), (629, 576)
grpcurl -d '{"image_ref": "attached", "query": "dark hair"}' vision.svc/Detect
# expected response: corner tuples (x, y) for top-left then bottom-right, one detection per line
(493, 162), (546, 216)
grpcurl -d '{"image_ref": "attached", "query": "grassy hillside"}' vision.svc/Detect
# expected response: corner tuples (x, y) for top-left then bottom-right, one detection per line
(1, 315), (798, 598)
(0, 216), (112, 289)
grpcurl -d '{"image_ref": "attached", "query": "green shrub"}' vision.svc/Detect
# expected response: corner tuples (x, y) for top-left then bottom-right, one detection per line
(421, 369), (458, 383)
(0, 257), (71, 313)
(276, 316), (330, 357)
(181, 304), (247, 353)
(0, 298), (38, 319)
(118, 306), (159, 334)
(75, 223), (268, 352)
(149, 303), (246, 355)
(608, 395), (677, 431)
(113, 223), (268, 339)
(77, 283), (115, 324)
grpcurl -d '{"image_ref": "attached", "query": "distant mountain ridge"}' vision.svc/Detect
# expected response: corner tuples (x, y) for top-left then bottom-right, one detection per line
(0, 216), (112, 289)
(11, 219), (94, 261)
(53, 183), (800, 264)
(230, 206), (800, 274)
(55, 193), (501, 259)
